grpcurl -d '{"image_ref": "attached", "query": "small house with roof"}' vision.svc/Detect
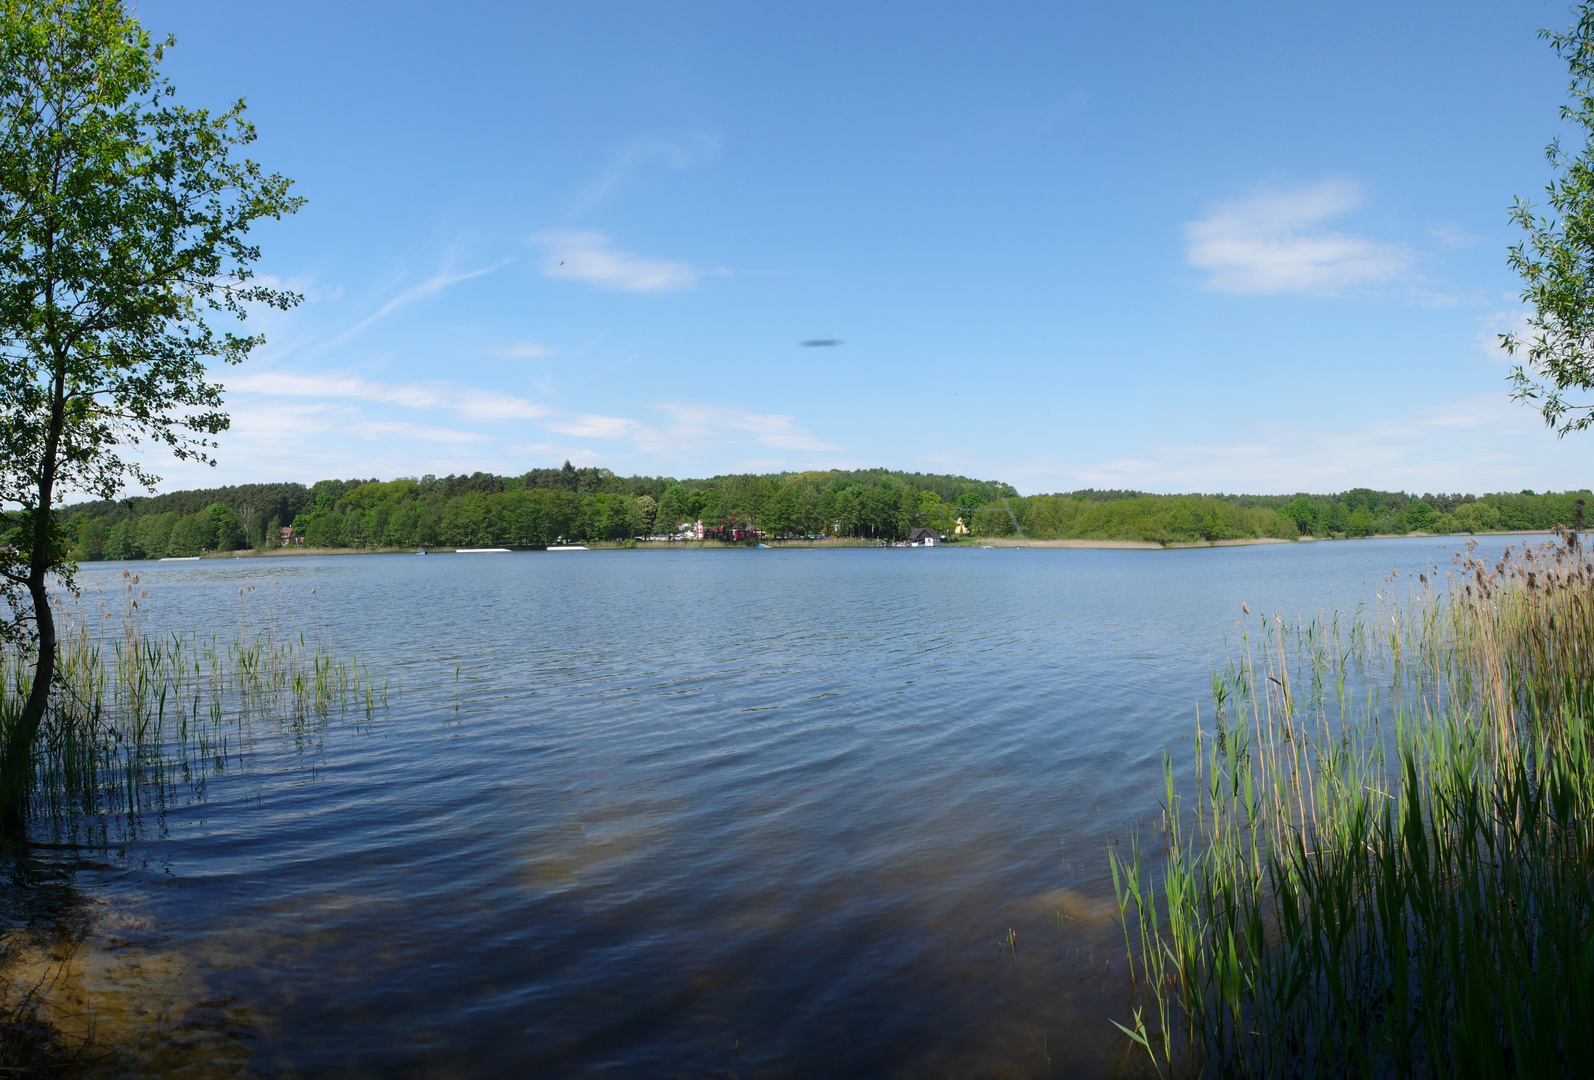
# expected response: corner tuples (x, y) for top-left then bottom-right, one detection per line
(909, 527), (943, 547)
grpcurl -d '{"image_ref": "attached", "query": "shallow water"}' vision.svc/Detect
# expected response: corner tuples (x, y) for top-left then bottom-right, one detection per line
(5, 535), (1534, 1077)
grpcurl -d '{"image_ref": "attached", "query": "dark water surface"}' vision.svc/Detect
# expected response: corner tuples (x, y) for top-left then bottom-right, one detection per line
(13, 536), (1533, 1077)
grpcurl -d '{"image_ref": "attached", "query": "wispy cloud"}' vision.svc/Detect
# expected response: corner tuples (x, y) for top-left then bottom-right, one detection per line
(141, 400), (499, 492)
(223, 369), (839, 462)
(570, 133), (721, 216)
(226, 370), (552, 422)
(351, 419), (493, 444)
(547, 413), (650, 440)
(486, 342), (552, 359)
(316, 261), (510, 353)
(534, 231), (699, 293)
(1428, 223), (1483, 250)
(193, 355), (854, 487)
(1185, 180), (1408, 294)
(650, 402), (842, 452)
(1478, 309), (1535, 367)
(954, 393), (1588, 496)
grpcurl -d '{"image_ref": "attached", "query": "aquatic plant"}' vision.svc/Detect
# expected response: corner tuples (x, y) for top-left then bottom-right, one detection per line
(1111, 532), (1594, 1078)
(0, 571), (388, 846)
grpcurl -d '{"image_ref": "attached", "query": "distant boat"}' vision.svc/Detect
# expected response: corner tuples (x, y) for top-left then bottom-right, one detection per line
(758, 543), (770, 548)
(416, 550), (427, 555)
(159, 556), (201, 561)
(455, 548), (510, 553)
(547, 545), (588, 551)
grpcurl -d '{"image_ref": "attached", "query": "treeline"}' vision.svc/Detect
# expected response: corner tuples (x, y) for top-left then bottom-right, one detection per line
(999, 487), (1594, 542)
(1221, 487), (1594, 538)
(54, 470), (1593, 560)
(992, 494), (1296, 544)
(57, 465), (1017, 558)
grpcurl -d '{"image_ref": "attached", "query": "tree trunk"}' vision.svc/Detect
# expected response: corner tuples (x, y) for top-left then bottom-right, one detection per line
(0, 358), (67, 845)
(0, 576), (56, 843)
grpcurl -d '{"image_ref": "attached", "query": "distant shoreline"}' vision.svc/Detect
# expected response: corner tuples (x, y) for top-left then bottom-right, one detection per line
(967, 537), (1292, 550)
(176, 531), (1562, 561)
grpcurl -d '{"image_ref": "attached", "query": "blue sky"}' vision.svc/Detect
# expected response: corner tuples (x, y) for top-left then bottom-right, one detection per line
(135, 1), (1593, 495)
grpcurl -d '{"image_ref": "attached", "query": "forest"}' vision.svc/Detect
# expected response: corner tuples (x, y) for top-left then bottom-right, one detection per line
(48, 465), (1594, 560)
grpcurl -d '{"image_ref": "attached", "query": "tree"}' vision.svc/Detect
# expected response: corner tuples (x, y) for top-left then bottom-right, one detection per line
(0, 0), (302, 838)
(1455, 501), (1503, 534)
(234, 500), (256, 547)
(634, 493), (657, 536)
(207, 502), (243, 550)
(1505, 4), (1594, 433)
(1319, 502), (1349, 536)
(1282, 496), (1318, 536)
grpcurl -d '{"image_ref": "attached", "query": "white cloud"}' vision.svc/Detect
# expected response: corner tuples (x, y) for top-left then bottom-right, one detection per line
(355, 420), (492, 444)
(534, 231), (698, 293)
(141, 355), (849, 488)
(1185, 180), (1408, 294)
(226, 370), (552, 422)
(547, 413), (650, 440)
(955, 393), (1591, 496)
(486, 342), (552, 359)
(223, 373), (839, 460)
(1478, 309), (1535, 368)
(1428, 223), (1483, 250)
(530, 401), (842, 463)
(136, 400), (499, 492)
(504, 441), (606, 462)
(650, 402), (842, 452)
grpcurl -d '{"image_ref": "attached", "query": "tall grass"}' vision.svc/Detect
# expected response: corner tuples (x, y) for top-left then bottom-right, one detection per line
(1112, 533), (1594, 1077)
(0, 571), (388, 846)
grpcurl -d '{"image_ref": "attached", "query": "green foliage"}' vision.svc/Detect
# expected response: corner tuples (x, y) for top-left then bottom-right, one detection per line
(1506, 2), (1594, 433)
(55, 473), (1594, 558)
(58, 464), (1016, 550)
(0, 0), (303, 573)
(1454, 500), (1503, 534)
(987, 493), (1296, 544)
(207, 503), (243, 551)
(1282, 495), (1318, 534)
(0, 0), (301, 835)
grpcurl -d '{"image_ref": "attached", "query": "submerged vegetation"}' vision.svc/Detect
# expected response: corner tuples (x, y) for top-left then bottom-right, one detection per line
(0, 571), (390, 1069)
(48, 468), (1594, 557)
(1111, 533), (1594, 1076)
(0, 571), (387, 846)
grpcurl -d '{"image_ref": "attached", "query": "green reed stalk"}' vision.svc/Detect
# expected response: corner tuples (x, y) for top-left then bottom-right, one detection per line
(1112, 533), (1594, 1078)
(0, 572), (388, 845)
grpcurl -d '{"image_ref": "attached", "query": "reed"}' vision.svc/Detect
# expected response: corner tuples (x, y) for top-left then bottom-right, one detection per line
(0, 571), (388, 846)
(1112, 532), (1594, 1078)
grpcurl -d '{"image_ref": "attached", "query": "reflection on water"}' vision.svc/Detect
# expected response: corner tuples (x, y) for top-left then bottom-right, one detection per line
(2, 537), (1531, 1077)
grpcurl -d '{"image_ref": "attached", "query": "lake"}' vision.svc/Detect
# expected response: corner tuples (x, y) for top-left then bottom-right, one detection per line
(5, 535), (1530, 1077)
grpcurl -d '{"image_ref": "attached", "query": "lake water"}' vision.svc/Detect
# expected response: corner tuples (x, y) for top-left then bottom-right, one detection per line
(5, 535), (1532, 1077)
